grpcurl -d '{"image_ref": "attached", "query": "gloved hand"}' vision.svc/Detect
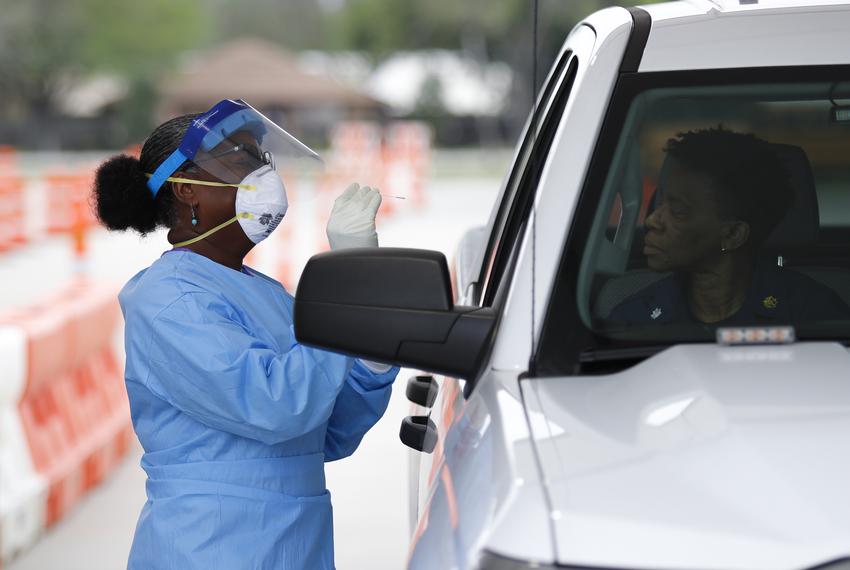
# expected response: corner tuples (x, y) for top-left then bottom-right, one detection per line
(357, 359), (393, 374)
(326, 183), (382, 250)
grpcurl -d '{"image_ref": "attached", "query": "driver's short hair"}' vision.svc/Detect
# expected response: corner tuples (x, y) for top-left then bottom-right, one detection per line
(663, 125), (795, 245)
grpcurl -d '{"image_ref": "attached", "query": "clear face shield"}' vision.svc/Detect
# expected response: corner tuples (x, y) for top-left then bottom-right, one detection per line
(146, 99), (320, 196)
(147, 99), (321, 248)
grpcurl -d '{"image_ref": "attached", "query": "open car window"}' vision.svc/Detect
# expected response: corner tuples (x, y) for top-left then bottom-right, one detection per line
(539, 71), (850, 375)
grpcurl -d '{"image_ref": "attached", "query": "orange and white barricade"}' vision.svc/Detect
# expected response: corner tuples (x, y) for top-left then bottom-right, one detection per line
(44, 170), (97, 235)
(0, 175), (27, 253)
(328, 121), (383, 184)
(0, 145), (16, 173)
(313, 122), (388, 254)
(385, 121), (432, 208)
(0, 281), (132, 565)
(274, 169), (299, 290)
(0, 326), (48, 564)
(62, 282), (134, 490)
(323, 121), (385, 200)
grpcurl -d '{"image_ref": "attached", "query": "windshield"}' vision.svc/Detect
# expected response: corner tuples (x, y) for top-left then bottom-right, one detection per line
(540, 74), (850, 373)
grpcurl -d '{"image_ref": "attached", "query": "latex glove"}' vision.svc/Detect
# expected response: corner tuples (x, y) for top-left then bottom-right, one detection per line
(357, 358), (393, 374)
(326, 183), (382, 250)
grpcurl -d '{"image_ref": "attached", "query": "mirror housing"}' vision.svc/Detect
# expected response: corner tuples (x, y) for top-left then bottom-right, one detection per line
(294, 248), (496, 380)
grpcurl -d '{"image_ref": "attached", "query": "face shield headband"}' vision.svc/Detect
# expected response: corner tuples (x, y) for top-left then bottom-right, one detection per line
(146, 99), (319, 197)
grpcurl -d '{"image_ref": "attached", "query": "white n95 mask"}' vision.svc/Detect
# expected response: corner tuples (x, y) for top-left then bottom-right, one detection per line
(235, 165), (288, 244)
(169, 165), (288, 248)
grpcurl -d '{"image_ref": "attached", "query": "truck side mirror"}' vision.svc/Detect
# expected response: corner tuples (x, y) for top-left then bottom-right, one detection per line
(294, 248), (496, 380)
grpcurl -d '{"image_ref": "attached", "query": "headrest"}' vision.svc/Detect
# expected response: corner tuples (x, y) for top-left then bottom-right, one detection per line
(764, 143), (819, 247)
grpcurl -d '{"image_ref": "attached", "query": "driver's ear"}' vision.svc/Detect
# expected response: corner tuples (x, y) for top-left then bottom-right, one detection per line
(721, 221), (750, 252)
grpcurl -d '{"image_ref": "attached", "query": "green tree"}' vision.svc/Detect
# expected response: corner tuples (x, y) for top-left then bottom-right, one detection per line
(78, 0), (208, 76)
(0, 0), (86, 118)
(327, 0), (663, 136)
(204, 0), (328, 51)
(77, 0), (209, 139)
(0, 0), (206, 124)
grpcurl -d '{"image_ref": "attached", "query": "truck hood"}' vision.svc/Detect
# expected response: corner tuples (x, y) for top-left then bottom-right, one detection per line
(523, 342), (850, 570)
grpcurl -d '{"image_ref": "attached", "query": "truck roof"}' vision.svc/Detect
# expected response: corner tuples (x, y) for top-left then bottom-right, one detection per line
(598, 0), (850, 71)
(691, 0), (850, 11)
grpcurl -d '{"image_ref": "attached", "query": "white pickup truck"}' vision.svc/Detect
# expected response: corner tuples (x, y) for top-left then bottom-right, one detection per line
(295, 1), (850, 568)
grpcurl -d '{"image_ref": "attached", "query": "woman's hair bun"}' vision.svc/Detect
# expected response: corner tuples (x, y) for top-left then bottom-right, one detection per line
(93, 154), (160, 235)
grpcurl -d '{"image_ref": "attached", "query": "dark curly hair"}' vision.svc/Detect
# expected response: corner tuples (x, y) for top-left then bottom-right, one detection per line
(93, 114), (199, 235)
(663, 126), (795, 246)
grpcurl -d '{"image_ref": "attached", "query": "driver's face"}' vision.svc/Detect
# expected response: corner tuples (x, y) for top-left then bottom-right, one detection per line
(643, 159), (724, 272)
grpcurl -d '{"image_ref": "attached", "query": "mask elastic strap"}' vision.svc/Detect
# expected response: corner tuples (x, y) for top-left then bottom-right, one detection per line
(144, 173), (257, 191)
(172, 212), (253, 248)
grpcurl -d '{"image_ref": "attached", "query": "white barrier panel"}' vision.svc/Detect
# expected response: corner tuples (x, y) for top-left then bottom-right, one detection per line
(0, 325), (47, 564)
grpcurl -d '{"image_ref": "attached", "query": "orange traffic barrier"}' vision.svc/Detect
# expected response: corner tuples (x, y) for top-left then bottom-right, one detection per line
(0, 325), (48, 565)
(11, 300), (86, 527)
(267, 120), (433, 290)
(323, 120), (432, 217)
(44, 171), (97, 236)
(1, 282), (132, 528)
(328, 121), (397, 216)
(376, 141), (395, 217)
(63, 283), (132, 489)
(0, 175), (27, 253)
(0, 145), (16, 172)
(274, 220), (296, 290)
(329, 121), (383, 182)
(123, 143), (143, 159)
(71, 199), (89, 261)
(386, 122), (432, 208)
(274, 169), (299, 290)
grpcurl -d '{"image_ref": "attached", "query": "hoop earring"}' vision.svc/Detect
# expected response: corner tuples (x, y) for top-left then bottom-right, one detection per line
(191, 204), (198, 227)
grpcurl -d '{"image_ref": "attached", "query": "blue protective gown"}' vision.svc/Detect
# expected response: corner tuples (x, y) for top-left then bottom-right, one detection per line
(119, 249), (397, 570)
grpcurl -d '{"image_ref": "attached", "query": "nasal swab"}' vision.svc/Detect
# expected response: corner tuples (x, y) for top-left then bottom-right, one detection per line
(381, 194), (407, 200)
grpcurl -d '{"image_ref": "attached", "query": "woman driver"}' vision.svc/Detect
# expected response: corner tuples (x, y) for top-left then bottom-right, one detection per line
(609, 126), (849, 325)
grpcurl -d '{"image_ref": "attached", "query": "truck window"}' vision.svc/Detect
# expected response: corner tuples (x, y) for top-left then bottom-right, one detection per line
(538, 69), (850, 375)
(478, 51), (579, 307)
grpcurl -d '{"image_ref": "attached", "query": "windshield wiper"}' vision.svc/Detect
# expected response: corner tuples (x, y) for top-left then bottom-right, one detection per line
(579, 345), (671, 363)
(576, 345), (671, 374)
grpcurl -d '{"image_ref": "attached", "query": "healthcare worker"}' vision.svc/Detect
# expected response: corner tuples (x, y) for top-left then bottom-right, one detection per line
(92, 99), (398, 570)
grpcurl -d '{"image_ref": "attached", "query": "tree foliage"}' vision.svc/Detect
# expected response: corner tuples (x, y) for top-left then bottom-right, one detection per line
(0, 0), (206, 120)
(0, 0), (664, 145)
(204, 0), (326, 52)
(78, 0), (208, 76)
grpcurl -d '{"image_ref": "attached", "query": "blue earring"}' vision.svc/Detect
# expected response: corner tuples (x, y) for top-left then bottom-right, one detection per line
(191, 204), (198, 227)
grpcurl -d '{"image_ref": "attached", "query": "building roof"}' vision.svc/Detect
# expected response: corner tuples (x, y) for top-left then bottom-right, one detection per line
(157, 38), (383, 117)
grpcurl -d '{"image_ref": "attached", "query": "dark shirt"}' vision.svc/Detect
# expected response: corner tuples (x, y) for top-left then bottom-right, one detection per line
(608, 266), (850, 325)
